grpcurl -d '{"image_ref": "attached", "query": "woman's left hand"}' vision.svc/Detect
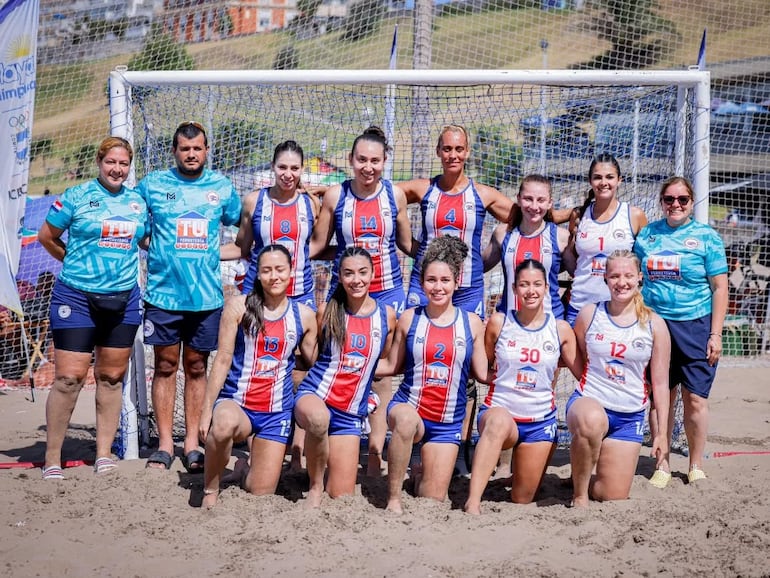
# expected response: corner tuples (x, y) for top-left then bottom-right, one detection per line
(707, 333), (722, 366)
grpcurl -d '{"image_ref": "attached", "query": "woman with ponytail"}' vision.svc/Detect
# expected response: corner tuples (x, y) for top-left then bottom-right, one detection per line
(199, 245), (318, 508)
(567, 250), (671, 507)
(562, 154), (648, 325)
(294, 247), (397, 507)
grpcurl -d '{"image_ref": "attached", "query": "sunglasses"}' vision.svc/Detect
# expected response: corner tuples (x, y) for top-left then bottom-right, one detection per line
(661, 195), (691, 206)
(176, 121), (206, 134)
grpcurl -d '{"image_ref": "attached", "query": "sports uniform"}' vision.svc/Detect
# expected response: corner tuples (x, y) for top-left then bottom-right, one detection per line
(408, 177), (487, 316)
(481, 312), (561, 444)
(46, 179), (147, 350)
(499, 223), (563, 318)
(242, 188), (315, 306)
(568, 202), (635, 323)
(568, 302), (653, 442)
(297, 302), (389, 434)
(137, 168), (241, 348)
(216, 300), (304, 442)
(389, 307), (475, 444)
(634, 218), (728, 398)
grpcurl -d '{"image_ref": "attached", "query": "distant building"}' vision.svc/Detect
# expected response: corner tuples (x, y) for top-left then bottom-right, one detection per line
(162, 0), (299, 43)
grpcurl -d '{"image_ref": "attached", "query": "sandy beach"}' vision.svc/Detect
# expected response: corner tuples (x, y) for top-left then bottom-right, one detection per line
(1, 365), (769, 577)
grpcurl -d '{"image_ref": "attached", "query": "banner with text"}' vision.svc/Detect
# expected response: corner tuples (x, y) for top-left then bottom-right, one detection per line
(0, 0), (39, 316)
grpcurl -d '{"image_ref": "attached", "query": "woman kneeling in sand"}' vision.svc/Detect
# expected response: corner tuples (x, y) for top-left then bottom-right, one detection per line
(567, 250), (670, 507)
(376, 236), (488, 514)
(464, 259), (583, 514)
(199, 245), (317, 508)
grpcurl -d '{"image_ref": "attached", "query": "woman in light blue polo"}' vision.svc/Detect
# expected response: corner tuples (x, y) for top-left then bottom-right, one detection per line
(634, 176), (728, 487)
(38, 136), (148, 480)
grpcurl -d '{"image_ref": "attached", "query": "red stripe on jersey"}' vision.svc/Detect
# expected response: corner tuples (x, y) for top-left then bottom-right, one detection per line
(417, 323), (458, 422)
(242, 318), (287, 410)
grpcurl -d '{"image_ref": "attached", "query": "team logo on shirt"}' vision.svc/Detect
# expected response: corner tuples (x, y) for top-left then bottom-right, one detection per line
(129, 201), (142, 214)
(175, 211), (208, 250)
(543, 341), (557, 354)
(206, 192), (220, 206)
(357, 233), (381, 255)
(341, 350), (366, 374)
(632, 338), (646, 351)
(515, 365), (538, 389)
(604, 359), (626, 384)
(253, 355), (280, 377)
(612, 229), (627, 240)
(590, 253), (608, 276)
(646, 250), (681, 281)
(684, 237), (700, 249)
(426, 360), (450, 387)
(99, 216), (136, 250)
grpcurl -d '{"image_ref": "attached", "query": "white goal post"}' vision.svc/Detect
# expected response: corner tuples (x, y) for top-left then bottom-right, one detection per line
(109, 67), (711, 217)
(108, 67), (710, 455)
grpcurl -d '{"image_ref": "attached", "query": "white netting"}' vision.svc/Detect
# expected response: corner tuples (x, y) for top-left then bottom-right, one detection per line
(106, 70), (702, 447)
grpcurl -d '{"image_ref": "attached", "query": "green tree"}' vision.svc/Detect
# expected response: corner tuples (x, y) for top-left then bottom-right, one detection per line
(472, 127), (521, 188)
(290, 0), (322, 34)
(72, 143), (98, 179)
(342, 0), (385, 42)
(575, 0), (679, 69)
(211, 121), (273, 171)
(127, 24), (195, 71)
(273, 45), (299, 70)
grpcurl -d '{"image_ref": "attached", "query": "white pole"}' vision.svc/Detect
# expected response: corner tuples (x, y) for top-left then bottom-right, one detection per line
(109, 66), (141, 460)
(675, 86), (687, 177)
(692, 71), (711, 223)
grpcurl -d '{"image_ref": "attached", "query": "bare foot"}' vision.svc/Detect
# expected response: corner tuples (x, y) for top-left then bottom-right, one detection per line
(385, 498), (403, 514)
(570, 495), (589, 508)
(304, 488), (323, 508)
(202, 489), (218, 509)
(463, 501), (481, 515)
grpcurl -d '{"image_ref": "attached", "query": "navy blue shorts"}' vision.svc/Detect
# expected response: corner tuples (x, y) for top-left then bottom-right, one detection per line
(294, 391), (365, 436)
(371, 286), (405, 317)
(566, 391), (645, 443)
(214, 399), (292, 443)
(665, 315), (717, 399)
(50, 280), (141, 352)
(143, 303), (222, 351)
(477, 405), (558, 446)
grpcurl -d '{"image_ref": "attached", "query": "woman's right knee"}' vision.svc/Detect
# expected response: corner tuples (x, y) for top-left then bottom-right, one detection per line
(52, 376), (85, 395)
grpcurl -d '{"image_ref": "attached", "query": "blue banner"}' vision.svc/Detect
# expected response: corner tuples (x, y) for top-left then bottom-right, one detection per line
(0, 0), (39, 315)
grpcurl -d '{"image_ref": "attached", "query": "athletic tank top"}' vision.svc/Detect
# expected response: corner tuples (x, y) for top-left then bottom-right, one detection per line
(500, 222), (563, 318)
(219, 300), (303, 412)
(570, 201), (634, 312)
(242, 188), (315, 297)
(577, 302), (653, 413)
(393, 307), (474, 424)
(484, 312), (561, 422)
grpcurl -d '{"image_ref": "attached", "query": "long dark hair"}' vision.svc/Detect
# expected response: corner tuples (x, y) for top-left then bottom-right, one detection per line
(322, 246), (374, 350)
(506, 174), (554, 232)
(241, 244), (292, 335)
(514, 258), (547, 285)
(577, 153), (622, 220)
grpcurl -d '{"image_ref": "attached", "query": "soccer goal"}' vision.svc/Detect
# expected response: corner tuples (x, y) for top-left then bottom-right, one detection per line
(108, 67), (710, 457)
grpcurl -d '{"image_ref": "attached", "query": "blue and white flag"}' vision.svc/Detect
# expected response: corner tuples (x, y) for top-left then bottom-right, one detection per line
(0, 0), (39, 316)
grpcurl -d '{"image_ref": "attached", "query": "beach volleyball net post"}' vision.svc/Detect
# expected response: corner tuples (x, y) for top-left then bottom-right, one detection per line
(108, 67), (710, 454)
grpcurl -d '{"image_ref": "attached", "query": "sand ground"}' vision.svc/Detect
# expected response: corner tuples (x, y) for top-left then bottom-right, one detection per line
(0, 366), (769, 577)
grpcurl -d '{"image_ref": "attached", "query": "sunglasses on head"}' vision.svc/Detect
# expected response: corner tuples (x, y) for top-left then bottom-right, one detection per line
(176, 121), (206, 133)
(661, 195), (691, 206)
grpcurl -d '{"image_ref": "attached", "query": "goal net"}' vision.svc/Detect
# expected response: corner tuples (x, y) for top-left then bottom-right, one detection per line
(109, 68), (709, 455)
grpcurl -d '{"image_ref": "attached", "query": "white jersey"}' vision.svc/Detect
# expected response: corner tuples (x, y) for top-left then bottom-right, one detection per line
(577, 302), (653, 413)
(569, 201), (635, 312)
(484, 312), (561, 422)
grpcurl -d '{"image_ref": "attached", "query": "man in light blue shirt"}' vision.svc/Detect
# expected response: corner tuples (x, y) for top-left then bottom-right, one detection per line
(138, 121), (241, 472)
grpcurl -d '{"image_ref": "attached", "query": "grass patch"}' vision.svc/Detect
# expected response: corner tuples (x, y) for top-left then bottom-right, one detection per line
(35, 64), (94, 115)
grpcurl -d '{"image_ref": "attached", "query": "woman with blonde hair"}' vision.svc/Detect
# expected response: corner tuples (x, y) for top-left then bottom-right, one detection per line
(568, 250), (671, 506)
